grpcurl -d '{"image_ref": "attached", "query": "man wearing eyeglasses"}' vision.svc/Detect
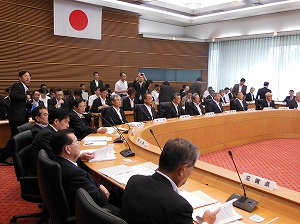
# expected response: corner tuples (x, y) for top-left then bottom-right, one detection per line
(31, 106), (49, 138)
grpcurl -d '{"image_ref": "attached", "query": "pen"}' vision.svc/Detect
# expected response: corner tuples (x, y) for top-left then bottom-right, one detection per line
(85, 143), (93, 145)
(266, 217), (279, 224)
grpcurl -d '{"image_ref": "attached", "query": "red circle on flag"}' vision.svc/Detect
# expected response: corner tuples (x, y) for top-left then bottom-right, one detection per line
(69, 10), (88, 31)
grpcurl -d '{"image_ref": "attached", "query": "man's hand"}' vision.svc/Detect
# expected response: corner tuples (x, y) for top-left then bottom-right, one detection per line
(80, 152), (95, 161)
(99, 184), (110, 200)
(97, 127), (107, 134)
(202, 208), (220, 224)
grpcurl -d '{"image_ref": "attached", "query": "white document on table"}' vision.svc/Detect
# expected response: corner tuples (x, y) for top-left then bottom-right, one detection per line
(86, 145), (116, 162)
(179, 190), (218, 209)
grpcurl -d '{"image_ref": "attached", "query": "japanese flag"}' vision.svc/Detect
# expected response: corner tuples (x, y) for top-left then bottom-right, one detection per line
(54, 0), (102, 40)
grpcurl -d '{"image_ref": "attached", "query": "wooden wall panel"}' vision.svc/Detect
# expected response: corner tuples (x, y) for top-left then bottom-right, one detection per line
(19, 0), (53, 10)
(120, 52), (153, 67)
(0, 2), (17, 22)
(18, 5), (53, 28)
(102, 21), (138, 37)
(121, 38), (153, 53)
(152, 40), (179, 55)
(103, 11), (138, 24)
(152, 55), (178, 68)
(0, 41), (18, 61)
(0, 22), (18, 41)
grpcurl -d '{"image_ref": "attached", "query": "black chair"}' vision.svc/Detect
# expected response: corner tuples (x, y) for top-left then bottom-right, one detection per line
(158, 102), (171, 118)
(17, 122), (33, 133)
(76, 188), (127, 224)
(37, 149), (75, 224)
(100, 106), (112, 127)
(255, 99), (264, 110)
(133, 104), (143, 122)
(10, 130), (44, 223)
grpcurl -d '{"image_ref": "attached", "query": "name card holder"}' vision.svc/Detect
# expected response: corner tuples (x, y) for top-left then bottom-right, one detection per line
(247, 108), (256, 112)
(130, 128), (136, 137)
(134, 122), (144, 129)
(278, 107), (289, 110)
(225, 110), (237, 114)
(179, 115), (191, 119)
(242, 172), (277, 191)
(154, 118), (167, 123)
(204, 112), (215, 116)
(263, 107), (274, 110)
(136, 137), (149, 147)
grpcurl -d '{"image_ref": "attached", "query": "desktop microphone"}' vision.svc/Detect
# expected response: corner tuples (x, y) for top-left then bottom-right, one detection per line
(110, 117), (135, 157)
(139, 105), (152, 121)
(226, 150), (259, 212)
(149, 129), (163, 151)
(98, 113), (123, 143)
(122, 123), (131, 134)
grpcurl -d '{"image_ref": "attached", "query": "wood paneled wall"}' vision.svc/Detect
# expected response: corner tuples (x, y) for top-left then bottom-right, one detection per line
(0, 0), (208, 94)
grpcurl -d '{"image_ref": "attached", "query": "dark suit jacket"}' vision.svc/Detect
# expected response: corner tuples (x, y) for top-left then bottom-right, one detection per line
(283, 96), (294, 102)
(69, 110), (97, 140)
(165, 103), (185, 118)
(7, 82), (29, 123)
(133, 80), (150, 104)
(287, 98), (299, 109)
(245, 92), (255, 101)
(90, 97), (110, 113)
(28, 99), (45, 112)
(219, 96), (226, 103)
(55, 156), (107, 215)
(122, 97), (136, 111)
(136, 104), (157, 121)
(189, 82), (201, 96)
(230, 99), (248, 111)
(103, 107), (128, 127)
(120, 172), (193, 224)
(232, 84), (247, 97)
(29, 125), (57, 176)
(0, 96), (8, 120)
(228, 92), (234, 100)
(90, 80), (103, 93)
(185, 102), (204, 116)
(256, 87), (272, 99)
(159, 85), (176, 103)
(32, 124), (44, 138)
(47, 97), (69, 112)
(258, 99), (276, 109)
(207, 100), (224, 113)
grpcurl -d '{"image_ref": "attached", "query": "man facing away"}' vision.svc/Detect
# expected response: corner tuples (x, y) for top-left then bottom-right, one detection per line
(120, 138), (219, 224)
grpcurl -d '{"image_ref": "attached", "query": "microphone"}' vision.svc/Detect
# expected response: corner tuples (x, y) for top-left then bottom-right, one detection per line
(139, 105), (152, 121)
(149, 129), (162, 151)
(226, 150), (259, 212)
(109, 117), (135, 157)
(122, 123), (131, 134)
(98, 113), (123, 143)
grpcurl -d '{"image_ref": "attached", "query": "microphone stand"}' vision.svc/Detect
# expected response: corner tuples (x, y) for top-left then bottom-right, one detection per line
(149, 129), (162, 151)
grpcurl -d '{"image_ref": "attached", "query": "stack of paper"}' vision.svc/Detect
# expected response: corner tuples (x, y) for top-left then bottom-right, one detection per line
(80, 145), (116, 162)
(179, 190), (218, 209)
(83, 136), (108, 146)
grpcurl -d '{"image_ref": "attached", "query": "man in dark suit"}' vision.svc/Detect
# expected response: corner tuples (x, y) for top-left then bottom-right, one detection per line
(230, 92), (248, 111)
(122, 88), (136, 111)
(120, 138), (219, 224)
(165, 93), (186, 118)
(256, 82), (271, 99)
(90, 87), (110, 113)
(51, 129), (118, 215)
(90, 71), (103, 93)
(219, 89), (227, 103)
(31, 106), (49, 138)
(133, 73), (150, 104)
(283, 90), (295, 102)
(47, 87), (69, 112)
(185, 93), (204, 116)
(69, 98), (107, 140)
(245, 87), (255, 101)
(28, 90), (45, 112)
(287, 92), (300, 109)
(189, 77), (202, 96)
(232, 78), (247, 98)
(207, 93), (224, 113)
(136, 93), (157, 122)
(0, 95), (8, 120)
(204, 89), (215, 106)
(66, 89), (82, 109)
(103, 94), (128, 126)
(257, 92), (276, 110)
(159, 81), (176, 103)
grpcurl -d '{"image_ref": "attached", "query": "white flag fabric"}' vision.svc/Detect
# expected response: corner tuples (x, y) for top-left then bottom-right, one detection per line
(54, 0), (102, 40)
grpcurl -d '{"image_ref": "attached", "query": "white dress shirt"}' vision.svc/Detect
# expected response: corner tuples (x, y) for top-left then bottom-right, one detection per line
(115, 80), (128, 95)
(88, 94), (98, 107)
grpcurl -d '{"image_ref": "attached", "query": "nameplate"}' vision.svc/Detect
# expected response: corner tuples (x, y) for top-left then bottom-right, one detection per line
(278, 107), (289, 110)
(224, 110), (236, 114)
(263, 107), (274, 110)
(130, 128), (136, 137)
(204, 112), (215, 116)
(179, 115), (191, 119)
(134, 122), (144, 129)
(136, 137), (149, 147)
(247, 108), (256, 112)
(154, 118), (167, 123)
(242, 172), (277, 191)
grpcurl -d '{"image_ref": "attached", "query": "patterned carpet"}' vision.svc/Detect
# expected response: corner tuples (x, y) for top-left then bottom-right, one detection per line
(199, 138), (300, 192)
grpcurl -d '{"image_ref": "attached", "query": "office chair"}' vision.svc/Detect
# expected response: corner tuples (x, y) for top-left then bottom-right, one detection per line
(133, 104), (143, 122)
(17, 122), (33, 133)
(10, 130), (44, 223)
(255, 99), (264, 110)
(76, 188), (127, 224)
(158, 102), (171, 118)
(100, 106), (112, 127)
(37, 149), (75, 224)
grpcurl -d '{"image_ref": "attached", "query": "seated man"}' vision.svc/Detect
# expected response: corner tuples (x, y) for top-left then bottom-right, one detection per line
(103, 94), (128, 126)
(185, 93), (204, 116)
(219, 89), (227, 104)
(136, 93), (157, 122)
(120, 138), (219, 224)
(69, 98), (107, 140)
(245, 87), (255, 101)
(28, 90), (45, 111)
(257, 92), (276, 110)
(287, 92), (300, 109)
(165, 93), (186, 118)
(47, 87), (69, 112)
(207, 93), (224, 113)
(283, 90), (295, 102)
(230, 92), (248, 111)
(181, 91), (192, 106)
(90, 87), (110, 113)
(31, 106), (49, 138)
(122, 88), (136, 111)
(51, 129), (118, 215)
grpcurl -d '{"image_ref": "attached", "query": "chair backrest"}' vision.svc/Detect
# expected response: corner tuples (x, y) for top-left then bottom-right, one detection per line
(17, 122), (33, 133)
(255, 99), (264, 110)
(158, 102), (171, 118)
(133, 104), (143, 122)
(37, 149), (72, 224)
(100, 106), (112, 126)
(76, 188), (127, 224)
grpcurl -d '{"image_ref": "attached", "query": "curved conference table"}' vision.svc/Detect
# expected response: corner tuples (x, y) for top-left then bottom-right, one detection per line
(82, 109), (299, 223)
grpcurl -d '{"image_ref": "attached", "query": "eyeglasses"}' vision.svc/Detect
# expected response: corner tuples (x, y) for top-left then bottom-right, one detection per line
(70, 141), (80, 146)
(40, 113), (49, 116)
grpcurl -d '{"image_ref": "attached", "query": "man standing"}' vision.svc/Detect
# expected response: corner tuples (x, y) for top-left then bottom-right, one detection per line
(90, 72), (103, 93)
(232, 78), (247, 98)
(133, 73), (150, 104)
(151, 84), (160, 106)
(114, 72), (128, 98)
(159, 81), (176, 103)
(120, 138), (219, 224)
(256, 82), (271, 100)
(136, 93), (157, 122)
(230, 92), (248, 111)
(189, 77), (202, 96)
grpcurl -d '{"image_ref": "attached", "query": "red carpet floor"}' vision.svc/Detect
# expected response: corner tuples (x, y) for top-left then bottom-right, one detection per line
(199, 138), (300, 192)
(0, 163), (40, 224)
